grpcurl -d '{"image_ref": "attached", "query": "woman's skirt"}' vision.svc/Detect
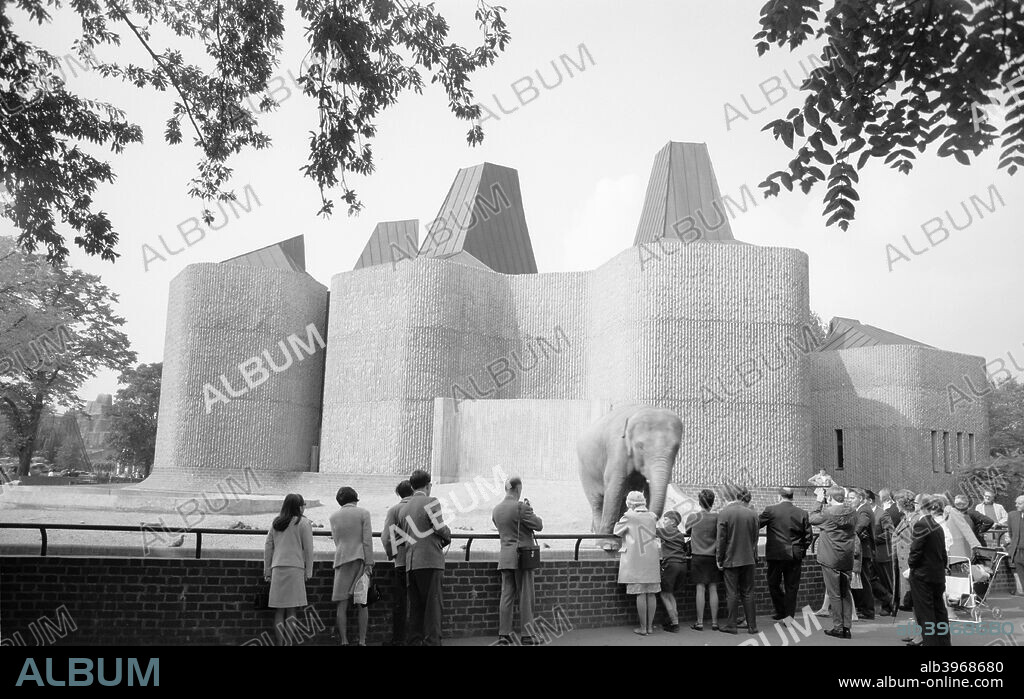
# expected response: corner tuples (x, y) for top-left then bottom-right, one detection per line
(625, 582), (661, 594)
(689, 555), (722, 585)
(332, 560), (363, 602)
(269, 566), (307, 608)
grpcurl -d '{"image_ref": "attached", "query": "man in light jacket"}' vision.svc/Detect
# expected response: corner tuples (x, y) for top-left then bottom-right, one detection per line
(976, 490), (1008, 527)
(491, 476), (543, 645)
(399, 469), (452, 646)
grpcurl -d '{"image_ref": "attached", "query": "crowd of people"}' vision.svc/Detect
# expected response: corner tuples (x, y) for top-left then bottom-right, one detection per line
(261, 469), (543, 646)
(260, 470), (1024, 646)
(611, 482), (1023, 645)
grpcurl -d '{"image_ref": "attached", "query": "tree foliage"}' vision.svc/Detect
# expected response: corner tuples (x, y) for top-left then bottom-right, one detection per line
(1, 0), (509, 263)
(0, 236), (135, 475)
(988, 374), (1024, 458)
(106, 361), (161, 477)
(809, 309), (829, 345)
(755, 0), (1024, 230)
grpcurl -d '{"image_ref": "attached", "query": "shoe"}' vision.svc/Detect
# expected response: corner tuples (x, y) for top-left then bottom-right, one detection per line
(711, 623), (720, 631)
(690, 622), (704, 631)
(663, 623), (680, 633)
(814, 609), (830, 617)
(842, 628), (851, 639)
(859, 614), (875, 620)
(520, 636), (540, 646)
(823, 628), (847, 639)
(718, 626), (738, 635)
(771, 613), (786, 621)
(906, 639), (923, 647)
(898, 605), (914, 612)
(747, 627), (760, 635)
(737, 619), (748, 628)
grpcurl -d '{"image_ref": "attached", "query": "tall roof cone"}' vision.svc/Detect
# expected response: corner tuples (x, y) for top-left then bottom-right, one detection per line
(221, 235), (306, 271)
(633, 142), (738, 246)
(419, 162), (537, 274)
(353, 220), (419, 270)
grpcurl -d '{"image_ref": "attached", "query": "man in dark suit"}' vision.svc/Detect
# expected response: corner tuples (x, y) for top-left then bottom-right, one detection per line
(491, 476), (544, 645)
(880, 487), (903, 608)
(809, 486), (856, 639)
(758, 487), (811, 620)
(716, 485), (760, 634)
(381, 479), (413, 645)
(1005, 495), (1024, 596)
(849, 488), (877, 619)
(399, 469), (452, 646)
(868, 490), (895, 615)
(880, 488), (902, 529)
(909, 496), (951, 646)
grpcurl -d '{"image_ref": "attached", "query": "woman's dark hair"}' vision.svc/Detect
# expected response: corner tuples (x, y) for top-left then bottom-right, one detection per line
(698, 489), (715, 511)
(336, 486), (358, 506)
(273, 493), (305, 532)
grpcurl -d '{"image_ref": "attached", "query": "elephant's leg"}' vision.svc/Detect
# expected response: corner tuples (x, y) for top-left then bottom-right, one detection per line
(580, 470), (604, 535)
(600, 462), (628, 551)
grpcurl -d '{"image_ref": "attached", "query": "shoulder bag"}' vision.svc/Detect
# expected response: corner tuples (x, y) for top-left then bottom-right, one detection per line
(517, 502), (541, 570)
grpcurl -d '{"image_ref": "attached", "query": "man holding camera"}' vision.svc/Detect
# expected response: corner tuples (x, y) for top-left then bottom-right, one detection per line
(809, 486), (857, 639)
(492, 477), (544, 645)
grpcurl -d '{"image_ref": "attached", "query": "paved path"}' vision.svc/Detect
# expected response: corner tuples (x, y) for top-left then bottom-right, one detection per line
(446, 593), (1024, 647)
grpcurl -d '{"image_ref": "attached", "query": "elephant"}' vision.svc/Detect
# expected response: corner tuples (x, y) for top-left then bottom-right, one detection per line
(577, 405), (683, 550)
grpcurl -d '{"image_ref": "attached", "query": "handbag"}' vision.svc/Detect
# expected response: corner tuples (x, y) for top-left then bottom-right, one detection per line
(516, 502), (541, 570)
(253, 584), (270, 610)
(366, 577), (381, 606)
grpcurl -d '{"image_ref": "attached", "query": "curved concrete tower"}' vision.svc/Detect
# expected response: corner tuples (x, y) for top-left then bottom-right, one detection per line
(151, 238), (328, 477)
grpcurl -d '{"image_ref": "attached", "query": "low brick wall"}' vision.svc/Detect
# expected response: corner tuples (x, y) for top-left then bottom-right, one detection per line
(0, 555), (1013, 645)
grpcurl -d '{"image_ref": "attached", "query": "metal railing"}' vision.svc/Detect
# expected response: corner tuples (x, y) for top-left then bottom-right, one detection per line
(0, 522), (831, 561)
(0, 523), (621, 562)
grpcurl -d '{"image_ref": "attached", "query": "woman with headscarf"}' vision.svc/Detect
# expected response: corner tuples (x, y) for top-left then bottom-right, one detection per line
(614, 490), (661, 636)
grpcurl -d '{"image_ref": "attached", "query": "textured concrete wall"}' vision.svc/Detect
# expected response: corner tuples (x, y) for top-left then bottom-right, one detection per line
(321, 241), (811, 485)
(152, 264), (328, 474)
(810, 346), (989, 492)
(430, 399), (612, 482)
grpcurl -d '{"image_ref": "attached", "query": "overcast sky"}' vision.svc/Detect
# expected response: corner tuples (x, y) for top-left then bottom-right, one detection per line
(6, 0), (1022, 401)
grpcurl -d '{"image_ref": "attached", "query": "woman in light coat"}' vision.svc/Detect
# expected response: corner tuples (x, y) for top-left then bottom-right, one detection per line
(264, 493), (315, 645)
(614, 490), (661, 636)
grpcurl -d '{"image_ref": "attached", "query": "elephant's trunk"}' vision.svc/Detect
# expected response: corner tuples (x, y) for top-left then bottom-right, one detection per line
(646, 456), (672, 517)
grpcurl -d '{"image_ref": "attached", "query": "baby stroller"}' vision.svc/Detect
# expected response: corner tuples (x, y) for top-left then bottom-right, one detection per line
(945, 546), (1010, 623)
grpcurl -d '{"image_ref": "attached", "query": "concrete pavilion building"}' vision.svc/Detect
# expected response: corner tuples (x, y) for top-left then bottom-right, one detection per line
(143, 141), (989, 510)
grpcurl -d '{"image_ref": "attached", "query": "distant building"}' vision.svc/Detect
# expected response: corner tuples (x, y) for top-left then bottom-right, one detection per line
(0, 393), (118, 472)
(75, 393), (117, 466)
